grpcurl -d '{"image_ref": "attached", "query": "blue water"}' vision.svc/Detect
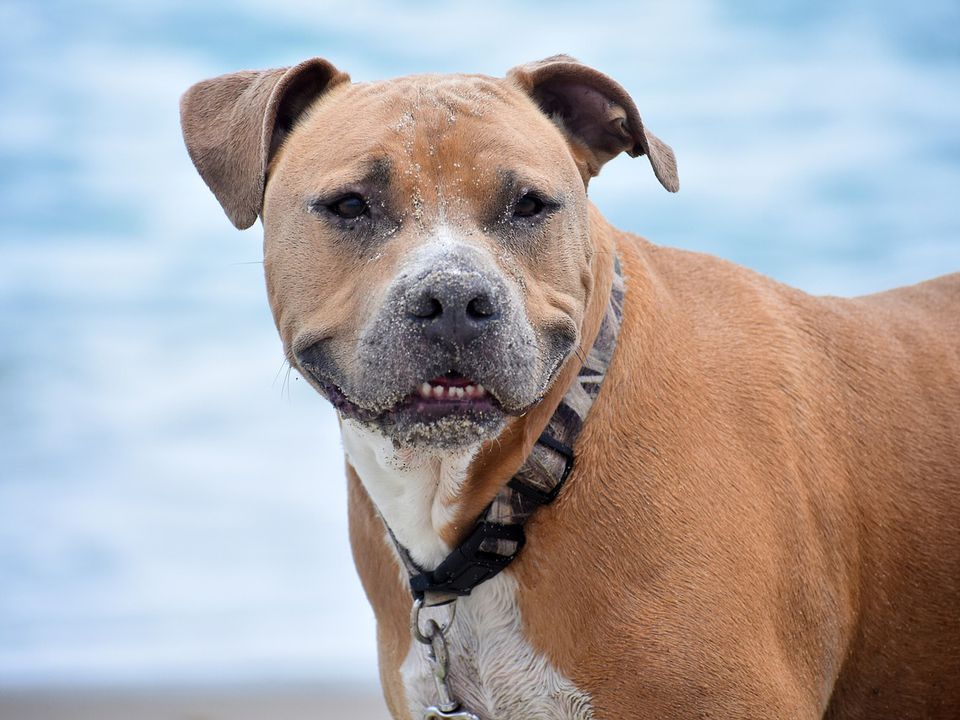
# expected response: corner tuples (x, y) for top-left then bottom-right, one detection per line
(1, 0), (958, 687)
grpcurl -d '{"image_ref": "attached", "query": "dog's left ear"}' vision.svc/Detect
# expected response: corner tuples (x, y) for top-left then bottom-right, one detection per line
(508, 55), (678, 191)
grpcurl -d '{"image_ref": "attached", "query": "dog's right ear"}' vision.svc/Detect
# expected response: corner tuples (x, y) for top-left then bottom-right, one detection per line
(180, 58), (349, 229)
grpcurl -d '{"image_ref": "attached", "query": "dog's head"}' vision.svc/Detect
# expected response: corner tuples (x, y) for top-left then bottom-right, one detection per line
(180, 56), (676, 449)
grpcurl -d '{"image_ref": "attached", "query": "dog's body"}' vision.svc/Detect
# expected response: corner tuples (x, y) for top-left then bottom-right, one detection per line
(351, 225), (960, 719)
(181, 57), (960, 719)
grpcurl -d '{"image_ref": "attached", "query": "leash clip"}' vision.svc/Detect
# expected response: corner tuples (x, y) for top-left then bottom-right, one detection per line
(411, 599), (480, 720)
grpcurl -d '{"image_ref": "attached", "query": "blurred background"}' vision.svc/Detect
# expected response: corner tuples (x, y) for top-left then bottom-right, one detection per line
(1, 0), (958, 718)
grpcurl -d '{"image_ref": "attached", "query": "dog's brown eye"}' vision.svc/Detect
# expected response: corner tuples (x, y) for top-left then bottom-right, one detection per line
(328, 194), (369, 219)
(513, 193), (545, 218)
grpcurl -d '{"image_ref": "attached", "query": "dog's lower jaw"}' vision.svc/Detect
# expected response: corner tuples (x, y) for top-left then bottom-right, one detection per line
(386, 412), (506, 451)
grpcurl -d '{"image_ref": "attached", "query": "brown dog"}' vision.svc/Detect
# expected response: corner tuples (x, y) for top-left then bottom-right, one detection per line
(180, 56), (960, 719)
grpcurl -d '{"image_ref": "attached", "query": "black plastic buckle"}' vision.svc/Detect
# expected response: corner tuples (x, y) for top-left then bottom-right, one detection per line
(507, 432), (575, 506)
(409, 522), (526, 600)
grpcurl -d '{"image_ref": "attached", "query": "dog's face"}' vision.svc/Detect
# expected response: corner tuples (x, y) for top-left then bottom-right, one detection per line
(265, 74), (595, 448)
(181, 56), (677, 449)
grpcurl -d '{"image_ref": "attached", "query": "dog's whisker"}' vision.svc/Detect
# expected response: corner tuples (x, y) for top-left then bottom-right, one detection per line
(272, 359), (288, 387)
(273, 358), (297, 401)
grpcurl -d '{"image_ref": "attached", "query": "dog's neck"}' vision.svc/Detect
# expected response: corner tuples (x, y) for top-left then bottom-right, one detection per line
(341, 420), (477, 568)
(343, 210), (618, 570)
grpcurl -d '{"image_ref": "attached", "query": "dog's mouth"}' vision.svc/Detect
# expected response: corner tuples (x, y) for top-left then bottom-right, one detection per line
(314, 370), (508, 447)
(313, 371), (504, 424)
(405, 372), (499, 416)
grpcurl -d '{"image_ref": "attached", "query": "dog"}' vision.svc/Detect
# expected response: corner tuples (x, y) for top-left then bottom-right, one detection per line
(180, 55), (959, 719)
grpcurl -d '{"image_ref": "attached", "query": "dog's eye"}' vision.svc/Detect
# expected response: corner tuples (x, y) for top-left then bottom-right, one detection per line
(327, 194), (369, 220)
(513, 193), (545, 218)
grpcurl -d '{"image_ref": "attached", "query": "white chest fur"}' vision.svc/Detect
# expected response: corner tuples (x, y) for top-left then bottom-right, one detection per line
(403, 574), (593, 720)
(341, 420), (594, 720)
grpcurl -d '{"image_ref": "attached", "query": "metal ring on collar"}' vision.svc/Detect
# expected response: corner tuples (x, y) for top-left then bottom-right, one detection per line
(411, 597), (458, 645)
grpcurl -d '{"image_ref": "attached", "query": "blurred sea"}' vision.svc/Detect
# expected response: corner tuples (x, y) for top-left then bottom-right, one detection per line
(1, 0), (958, 688)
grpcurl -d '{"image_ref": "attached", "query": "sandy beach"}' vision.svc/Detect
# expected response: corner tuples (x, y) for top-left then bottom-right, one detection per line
(0, 682), (390, 720)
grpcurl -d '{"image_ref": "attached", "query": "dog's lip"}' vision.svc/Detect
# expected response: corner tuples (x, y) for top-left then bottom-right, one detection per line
(312, 377), (377, 420)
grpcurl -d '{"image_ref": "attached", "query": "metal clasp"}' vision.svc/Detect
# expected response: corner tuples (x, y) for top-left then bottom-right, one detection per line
(411, 598), (480, 720)
(422, 705), (482, 720)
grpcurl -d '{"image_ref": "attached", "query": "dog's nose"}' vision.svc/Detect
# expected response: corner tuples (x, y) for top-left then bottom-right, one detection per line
(406, 271), (501, 346)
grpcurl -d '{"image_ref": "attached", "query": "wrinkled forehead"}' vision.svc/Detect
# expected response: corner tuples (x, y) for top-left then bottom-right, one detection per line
(272, 73), (581, 210)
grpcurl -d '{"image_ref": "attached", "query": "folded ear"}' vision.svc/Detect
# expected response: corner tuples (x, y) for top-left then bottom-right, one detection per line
(180, 58), (350, 229)
(507, 55), (678, 191)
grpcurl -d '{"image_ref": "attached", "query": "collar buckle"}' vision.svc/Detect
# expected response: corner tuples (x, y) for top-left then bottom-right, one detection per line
(410, 522), (526, 604)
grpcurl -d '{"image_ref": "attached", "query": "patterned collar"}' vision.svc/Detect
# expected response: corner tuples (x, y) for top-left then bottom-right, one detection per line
(388, 256), (625, 607)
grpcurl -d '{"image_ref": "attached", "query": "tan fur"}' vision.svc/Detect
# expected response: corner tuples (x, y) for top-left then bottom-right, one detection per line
(181, 56), (960, 719)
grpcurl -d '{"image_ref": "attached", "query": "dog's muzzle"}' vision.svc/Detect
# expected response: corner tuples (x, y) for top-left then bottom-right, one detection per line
(294, 245), (555, 447)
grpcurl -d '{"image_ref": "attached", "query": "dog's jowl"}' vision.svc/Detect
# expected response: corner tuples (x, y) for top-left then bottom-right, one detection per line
(181, 55), (959, 719)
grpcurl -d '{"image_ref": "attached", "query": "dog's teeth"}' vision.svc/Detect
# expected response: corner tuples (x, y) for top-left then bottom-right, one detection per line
(418, 382), (484, 401)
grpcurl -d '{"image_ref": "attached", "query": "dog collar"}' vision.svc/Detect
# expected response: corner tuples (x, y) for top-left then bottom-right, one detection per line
(388, 256), (625, 607)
